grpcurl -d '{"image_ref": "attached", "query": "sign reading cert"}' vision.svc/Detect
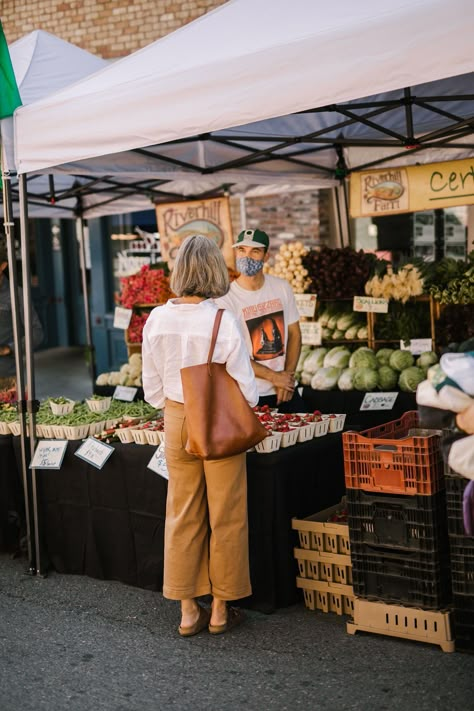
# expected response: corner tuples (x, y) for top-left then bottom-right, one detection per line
(350, 158), (474, 218)
(156, 197), (234, 267)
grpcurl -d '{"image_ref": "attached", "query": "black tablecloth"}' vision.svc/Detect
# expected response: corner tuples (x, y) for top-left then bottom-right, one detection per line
(302, 388), (416, 430)
(7, 433), (345, 612)
(0, 435), (24, 552)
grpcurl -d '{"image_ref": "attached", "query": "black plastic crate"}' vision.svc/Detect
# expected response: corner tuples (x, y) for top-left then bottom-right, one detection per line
(452, 617), (474, 654)
(450, 545), (474, 596)
(347, 488), (449, 552)
(453, 592), (474, 611)
(350, 542), (452, 609)
(445, 475), (474, 545)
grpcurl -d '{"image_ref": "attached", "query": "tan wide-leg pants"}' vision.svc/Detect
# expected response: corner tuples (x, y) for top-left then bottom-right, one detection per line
(162, 399), (252, 601)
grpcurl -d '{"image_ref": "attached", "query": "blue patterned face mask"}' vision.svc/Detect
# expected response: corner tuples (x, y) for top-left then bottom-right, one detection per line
(235, 256), (265, 277)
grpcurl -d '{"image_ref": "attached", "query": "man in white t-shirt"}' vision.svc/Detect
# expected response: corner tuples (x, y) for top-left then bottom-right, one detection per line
(215, 228), (303, 412)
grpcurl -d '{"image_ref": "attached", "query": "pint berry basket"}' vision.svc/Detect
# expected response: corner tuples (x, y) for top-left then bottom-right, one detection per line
(343, 412), (443, 496)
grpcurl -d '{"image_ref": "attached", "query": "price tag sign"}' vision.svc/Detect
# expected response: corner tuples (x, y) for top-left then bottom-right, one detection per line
(400, 338), (432, 355)
(300, 321), (322, 346)
(74, 437), (114, 470)
(113, 307), (133, 329)
(295, 294), (317, 318)
(360, 392), (399, 411)
(147, 442), (169, 480)
(353, 296), (389, 313)
(30, 440), (68, 470)
(113, 385), (138, 401)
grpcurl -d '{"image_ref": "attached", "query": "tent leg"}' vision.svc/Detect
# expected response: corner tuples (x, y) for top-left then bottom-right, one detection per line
(239, 195), (247, 231)
(75, 217), (96, 388)
(334, 183), (351, 248)
(1, 159), (35, 572)
(333, 186), (344, 248)
(19, 174), (45, 576)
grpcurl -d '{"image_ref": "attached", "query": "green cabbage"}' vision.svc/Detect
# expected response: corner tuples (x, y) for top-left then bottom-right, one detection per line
(338, 368), (356, 391)
(377, 365), (398, 391)
(353, 367), (379, 391)
(398, 366), (426, 392)
(349, 347), (377, 370)
(389, 349), (415, 372)
(311, 367), (342, 390)
(375, 348), (395, 367)
(323, 346), (351, 369)
(303, 347), (329, 375)
(416, 351), (438, 370)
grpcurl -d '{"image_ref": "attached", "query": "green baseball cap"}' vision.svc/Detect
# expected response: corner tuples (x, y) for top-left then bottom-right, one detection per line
(232, 228), (269, 251)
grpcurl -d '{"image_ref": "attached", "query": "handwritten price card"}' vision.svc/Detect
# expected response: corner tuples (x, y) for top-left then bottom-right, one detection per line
(300, 321), (322, 346)
(400, 338), (432, 355)
(113, 386), (138, 401)
(30, 440), (68, 470)
(295, 294), (317, 318)
(360, 392), (399, 411)
(113, 306), (133, 329)
(74, 437), (114, 470)
(147, 443), (169, 480)
(353, 296), (389, 313)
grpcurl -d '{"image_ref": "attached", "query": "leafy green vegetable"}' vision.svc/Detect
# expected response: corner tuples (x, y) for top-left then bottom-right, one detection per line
(323, 346), (351, 369)
(398, 366), (426, 392)
(377, 365), (398, 391)
(416, 351), (438, 370)
(375, 348), (395, 367)
(353, 368), (379, 391)
(311, 367), (342, 390)
(338, 368), (356, 391)
(349, 347), (377, 370)
(389, 349), (415, 372)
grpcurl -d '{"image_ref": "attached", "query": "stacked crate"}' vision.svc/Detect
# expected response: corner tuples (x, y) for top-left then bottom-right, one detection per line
(292, 501), (354, 616)
(343, 412), (454, 652)
(445, 471), (474, 653)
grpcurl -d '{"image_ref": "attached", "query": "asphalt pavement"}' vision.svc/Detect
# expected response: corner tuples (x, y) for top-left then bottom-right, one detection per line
(1, 553), (473, 711)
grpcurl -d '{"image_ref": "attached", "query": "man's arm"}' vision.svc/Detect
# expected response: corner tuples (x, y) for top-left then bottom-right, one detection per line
(276, 321), (302, 403)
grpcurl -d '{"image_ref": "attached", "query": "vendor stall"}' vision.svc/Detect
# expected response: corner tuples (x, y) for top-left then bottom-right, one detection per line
(1, 433), (345, 613)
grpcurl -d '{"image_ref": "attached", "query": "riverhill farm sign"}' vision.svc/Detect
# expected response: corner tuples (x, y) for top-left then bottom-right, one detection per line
(350, 158), (474, 218)
(156, 197), (234, 267)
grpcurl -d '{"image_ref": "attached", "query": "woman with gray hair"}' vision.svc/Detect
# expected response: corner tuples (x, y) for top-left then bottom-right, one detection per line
(142, 235), (258, 637)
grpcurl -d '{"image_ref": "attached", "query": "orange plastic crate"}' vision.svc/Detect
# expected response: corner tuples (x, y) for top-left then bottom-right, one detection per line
(343, 412), (443, 496)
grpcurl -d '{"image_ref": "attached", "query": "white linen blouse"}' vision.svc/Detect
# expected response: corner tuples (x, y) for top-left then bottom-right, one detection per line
(141, 299), (259, 409)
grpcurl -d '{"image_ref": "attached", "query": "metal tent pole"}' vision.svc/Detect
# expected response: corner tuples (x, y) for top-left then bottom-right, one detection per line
(18, 173), (44, 575)
(333, 186), (345, 248)
(75, 216), (96, 387)
(1, 154), (35, 571)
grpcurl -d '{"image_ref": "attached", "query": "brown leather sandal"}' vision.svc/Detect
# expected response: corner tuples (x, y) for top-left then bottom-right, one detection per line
(208, 607), (245, 635)
(178, 605), (211, 637)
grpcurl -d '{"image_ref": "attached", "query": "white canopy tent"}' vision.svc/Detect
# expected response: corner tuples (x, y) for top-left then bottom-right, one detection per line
(13, 0), (474, 182)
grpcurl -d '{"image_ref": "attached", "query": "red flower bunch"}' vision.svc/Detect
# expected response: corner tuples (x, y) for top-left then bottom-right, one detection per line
(119, 265), (172, 308)
(127, 312), (150, 343)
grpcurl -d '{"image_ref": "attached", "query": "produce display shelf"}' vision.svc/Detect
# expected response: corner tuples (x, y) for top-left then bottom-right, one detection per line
(347, 598), (454, 653)
(346, 487), (449, 553)
(343, 411), (444, 496)
(350, 542), (452, 610)
(296, 577), (354, 616)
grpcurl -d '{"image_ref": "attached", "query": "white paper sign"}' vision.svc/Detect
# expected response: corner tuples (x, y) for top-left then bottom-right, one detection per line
(295, 293), (317, 318)
(113, 385), (138, 401)
(300, 321), (322, 346)
(147, 443), (169, 480)
(30, 440), (68, 470)
(353, 296), (389, 313)
(74, 437), (114, 469)
(360, 392), (399, 411)
(400, 338), (432, 355)
(113, 306), (133, 329)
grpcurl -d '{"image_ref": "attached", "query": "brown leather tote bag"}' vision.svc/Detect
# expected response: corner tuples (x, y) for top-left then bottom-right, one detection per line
(180, 309), (267, 460)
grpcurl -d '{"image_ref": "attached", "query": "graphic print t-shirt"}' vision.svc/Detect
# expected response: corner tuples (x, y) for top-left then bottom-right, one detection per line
(215, 275), (300, 396)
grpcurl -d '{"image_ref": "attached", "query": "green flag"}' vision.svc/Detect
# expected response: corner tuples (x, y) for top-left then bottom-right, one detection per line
(0, 21), (21, 119)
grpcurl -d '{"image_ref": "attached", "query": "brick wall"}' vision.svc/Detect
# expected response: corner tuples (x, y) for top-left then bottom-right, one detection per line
(3, 0), (332, 243)
(2, 0), (227, 58)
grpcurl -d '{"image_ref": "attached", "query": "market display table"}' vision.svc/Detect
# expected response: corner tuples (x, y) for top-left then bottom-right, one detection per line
(7, 433), (344, 612)
(302, 389), (416, 430)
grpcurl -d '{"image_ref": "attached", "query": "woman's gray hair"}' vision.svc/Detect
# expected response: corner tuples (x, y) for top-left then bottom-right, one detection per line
(170, 234), (230, 298)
